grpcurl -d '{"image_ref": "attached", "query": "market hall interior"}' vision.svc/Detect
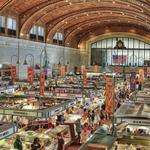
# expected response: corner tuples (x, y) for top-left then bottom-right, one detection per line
(0, 0), (150, 150)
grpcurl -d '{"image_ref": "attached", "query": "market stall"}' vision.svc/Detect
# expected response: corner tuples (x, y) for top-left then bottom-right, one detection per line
(79, 127), (116, 150)
(114, 102), (150, 149)
(0, 96), (78, 115)
(45, 125), (71, 148)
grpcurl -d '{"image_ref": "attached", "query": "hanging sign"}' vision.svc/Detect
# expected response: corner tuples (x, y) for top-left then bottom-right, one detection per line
(138, 69), (144, 83)
(40, 72), (45, 96)
(4, 109), (37, 117)
(83, 69), (87, 85)
(130, 72), (136, 91)
(60, 66), (65, 77)
(105, 78), (114, 113)
(65, 64), (69, 73)
(27, 67), (34, 82)
(11, 66), (17, 78)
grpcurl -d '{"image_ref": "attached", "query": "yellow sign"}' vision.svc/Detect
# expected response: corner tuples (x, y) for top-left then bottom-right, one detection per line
(93, 65), (99, 73)
(138, 69), (144, 83)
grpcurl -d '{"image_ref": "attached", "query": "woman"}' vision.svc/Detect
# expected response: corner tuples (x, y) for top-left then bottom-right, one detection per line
(80, 123), (91, 143)
(31, 137), (41, 150)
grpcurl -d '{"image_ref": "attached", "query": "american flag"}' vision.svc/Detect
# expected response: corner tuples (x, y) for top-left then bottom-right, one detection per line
(113, 55), (127, 65)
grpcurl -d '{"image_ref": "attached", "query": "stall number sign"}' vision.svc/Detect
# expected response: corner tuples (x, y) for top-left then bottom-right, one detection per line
(0, 127), (14, 139)
(132, 120), (150, 125)
(51, 107), (63, 116)
(4, 110), (37, 117)
(121, 118), (150, 126)
(68, 102), (76, 107)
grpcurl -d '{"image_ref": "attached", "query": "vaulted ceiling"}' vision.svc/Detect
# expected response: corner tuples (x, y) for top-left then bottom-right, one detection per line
(0, 0), (150, 48)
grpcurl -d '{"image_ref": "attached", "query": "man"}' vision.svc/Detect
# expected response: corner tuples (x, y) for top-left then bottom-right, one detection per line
(57, 133), (65, 150)
(14, 135), (23, 150)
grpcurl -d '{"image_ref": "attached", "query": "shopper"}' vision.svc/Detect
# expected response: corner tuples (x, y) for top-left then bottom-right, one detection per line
(31, 137), (41, 150)
(91, 110), (95, 127)
(87, 110), (91, 124)
(43, 139), (51, 150)
(14, 135), (23, 150)
(76, 119), (82, 144)
(60, 114), (65, 124)
(57, 133), (65, 150)
(80, 122), (91, 143)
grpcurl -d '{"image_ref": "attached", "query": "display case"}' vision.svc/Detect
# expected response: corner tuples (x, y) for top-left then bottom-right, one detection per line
(0, 129), (56, 150)
(64, 114), (81, 141)
(45, 125), (71, 148)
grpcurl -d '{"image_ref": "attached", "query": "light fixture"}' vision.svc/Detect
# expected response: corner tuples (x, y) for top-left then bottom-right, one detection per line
(58, 61), (61, 65)
(16, 60), (19, 65)
(112, 1), (115, 4)
(23, 59), (28, 65)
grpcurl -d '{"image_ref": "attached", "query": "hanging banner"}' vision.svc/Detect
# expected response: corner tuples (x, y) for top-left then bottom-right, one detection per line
(83, 69), (87, 85)
(130, 72), (136, 91)
(60, 66), (65, 77)
(11, 66), (17, 78)
(105, 78), (114, 113)
(138, 69), (144, 83)
(93, 65), (99, 73)
(27, 67), (34, 82)
(65, 64), (69, 73)
(40, 72), (45, 96)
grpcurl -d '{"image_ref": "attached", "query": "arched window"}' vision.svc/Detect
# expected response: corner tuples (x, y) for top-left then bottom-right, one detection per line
(91, 37), (150, 67)
(7, 17), (16, 36)
(0, 15), (17, 36)
(30, 25), (37, 40)
(0, 16), (5, 33)
(38, 26), (44, 41)
(30, 25), (45, 42)
(53, 32), (63, 45)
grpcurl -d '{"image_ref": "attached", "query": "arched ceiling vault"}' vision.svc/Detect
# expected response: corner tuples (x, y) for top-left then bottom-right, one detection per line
(0, 0), (150, 48)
